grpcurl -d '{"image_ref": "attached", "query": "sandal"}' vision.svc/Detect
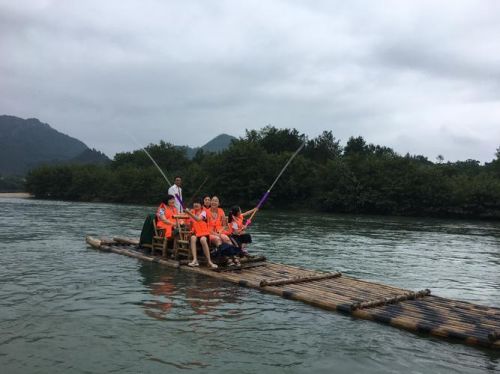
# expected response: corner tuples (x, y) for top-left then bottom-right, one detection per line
(188, 260), (199, 267)
(208, 262), (218, 269)
(233, 258), (241, 267)
(226, 259), (235, 267)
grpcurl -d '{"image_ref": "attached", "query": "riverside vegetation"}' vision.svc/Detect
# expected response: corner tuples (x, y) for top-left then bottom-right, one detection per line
(25, 126), (500, 219)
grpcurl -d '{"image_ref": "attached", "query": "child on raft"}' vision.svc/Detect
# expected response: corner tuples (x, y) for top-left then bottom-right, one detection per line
(228, 205), (257, 255)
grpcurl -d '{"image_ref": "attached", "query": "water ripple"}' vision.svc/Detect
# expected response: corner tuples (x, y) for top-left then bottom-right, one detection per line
(1, 197), (499, 373)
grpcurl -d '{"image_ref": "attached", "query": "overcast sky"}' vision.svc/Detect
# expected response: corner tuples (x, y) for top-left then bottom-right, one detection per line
(1, 0), (499, 162)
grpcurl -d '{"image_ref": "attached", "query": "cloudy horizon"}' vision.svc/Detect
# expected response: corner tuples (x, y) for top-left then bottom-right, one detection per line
(1, 0), (499, 162)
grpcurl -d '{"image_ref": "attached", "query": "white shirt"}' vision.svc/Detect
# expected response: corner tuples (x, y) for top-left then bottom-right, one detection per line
(168, 184), (183, 212)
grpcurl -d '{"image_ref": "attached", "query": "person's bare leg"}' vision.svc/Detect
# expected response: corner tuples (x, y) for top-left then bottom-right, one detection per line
(188, 235), (199, 266)
(200, 237), (217, 268)
(210, 234), (222, 247)
(220, 234), (231, 245)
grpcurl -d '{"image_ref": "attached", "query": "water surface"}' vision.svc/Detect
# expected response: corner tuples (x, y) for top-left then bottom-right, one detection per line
(1, 197), (499, 373)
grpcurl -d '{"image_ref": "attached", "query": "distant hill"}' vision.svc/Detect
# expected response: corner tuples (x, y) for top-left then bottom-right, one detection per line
(0, 115), (110, 175)
(202, 134), (236, 152)
(182, 133), (237, 158)
(67, 148), (110, 165)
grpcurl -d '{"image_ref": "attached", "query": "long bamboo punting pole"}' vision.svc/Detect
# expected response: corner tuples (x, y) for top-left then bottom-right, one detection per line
(125, 133), (173, 186)
(185, 176), (209, 208)
(246, 142), (306, 226)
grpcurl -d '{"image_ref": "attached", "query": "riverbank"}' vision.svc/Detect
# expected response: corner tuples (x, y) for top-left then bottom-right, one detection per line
(0, 192), (32, 198)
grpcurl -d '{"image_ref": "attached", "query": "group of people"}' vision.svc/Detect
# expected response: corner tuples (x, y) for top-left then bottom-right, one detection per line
(156, 176), (256, 269)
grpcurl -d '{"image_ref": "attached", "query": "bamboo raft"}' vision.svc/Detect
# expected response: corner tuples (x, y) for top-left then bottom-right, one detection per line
(86, 235), (500, 350)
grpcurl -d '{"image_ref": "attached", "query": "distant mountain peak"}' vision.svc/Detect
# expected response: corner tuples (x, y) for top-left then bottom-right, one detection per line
(0, 115), (109, 175)
(179, 133), (236, 159)
(201, 133), (236, 152)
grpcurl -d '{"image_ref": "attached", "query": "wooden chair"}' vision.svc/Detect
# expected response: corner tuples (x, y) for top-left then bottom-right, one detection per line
(151, 218), (171, 258)
(172, 214), (192, 261)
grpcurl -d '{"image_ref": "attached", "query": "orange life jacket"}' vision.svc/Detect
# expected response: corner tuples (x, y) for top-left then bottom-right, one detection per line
(190, 209), (210, 237)
(207, 208), (225, 233)
(156, 203), (178, 238)
(228, 215), (244, 235)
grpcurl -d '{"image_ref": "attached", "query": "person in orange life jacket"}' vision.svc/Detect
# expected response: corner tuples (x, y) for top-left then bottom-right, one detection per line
(184, 200), (218, 269)
(207, 196), (232, 247)
(156, 195), (178, 238)
(202, 195), (211, 213)
(228, 205), (257, 254)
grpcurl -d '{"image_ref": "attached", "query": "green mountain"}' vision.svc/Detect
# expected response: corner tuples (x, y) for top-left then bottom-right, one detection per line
(182, 133), (236, 158)
(201, 133), (236, 152)
(0, 115), (110, 175)
(68, 148), (110, 165)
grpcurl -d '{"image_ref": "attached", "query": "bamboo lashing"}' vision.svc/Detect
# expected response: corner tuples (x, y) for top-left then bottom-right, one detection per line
(259, 272), (342, 287)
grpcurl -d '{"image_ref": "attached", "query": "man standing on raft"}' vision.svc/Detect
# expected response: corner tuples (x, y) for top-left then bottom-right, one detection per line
(168, 176), (183, 212)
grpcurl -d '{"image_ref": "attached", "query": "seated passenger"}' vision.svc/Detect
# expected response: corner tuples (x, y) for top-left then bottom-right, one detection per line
(185, 201), (218, 269)
(207, 196), (232, 247)
(156, 195), (178, 239)
(228, 205), (257, 255)
(202, 195), (212, 214)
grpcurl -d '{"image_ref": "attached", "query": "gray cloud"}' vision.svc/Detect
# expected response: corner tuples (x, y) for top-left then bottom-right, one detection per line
(0, 0), (499, 161)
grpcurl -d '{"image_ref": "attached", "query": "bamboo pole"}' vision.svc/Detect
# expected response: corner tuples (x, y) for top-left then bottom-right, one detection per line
(350, 289), (431, 311)
(259, 272), (342, 287)
(86, 236), (180, 268)
(112, 236), (139, 246)
(367, 303), (500, 336)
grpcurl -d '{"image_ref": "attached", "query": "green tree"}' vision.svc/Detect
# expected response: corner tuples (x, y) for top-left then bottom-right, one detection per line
(344, 136), (369, 157)
(304, 131), (342, 162)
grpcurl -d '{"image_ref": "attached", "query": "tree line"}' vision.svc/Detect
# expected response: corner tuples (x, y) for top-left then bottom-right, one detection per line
(25, 126), (500, 219)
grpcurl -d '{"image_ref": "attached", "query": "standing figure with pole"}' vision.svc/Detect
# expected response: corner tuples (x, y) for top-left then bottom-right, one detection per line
(168, 176), (183, 212)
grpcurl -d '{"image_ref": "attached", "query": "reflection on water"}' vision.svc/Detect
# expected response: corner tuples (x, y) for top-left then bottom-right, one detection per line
(1, 197), (500, 373)
(139, 264), (242, 320)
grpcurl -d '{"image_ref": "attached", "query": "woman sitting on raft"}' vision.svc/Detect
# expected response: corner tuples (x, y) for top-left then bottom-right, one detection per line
(156, 195), (178, 239)
(228, 205), (257, 254)
(184, 200), (218, 269)
(207, 196), (233, 247)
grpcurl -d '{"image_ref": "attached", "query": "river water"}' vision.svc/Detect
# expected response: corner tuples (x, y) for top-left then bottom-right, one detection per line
(1, 196), (499, 373)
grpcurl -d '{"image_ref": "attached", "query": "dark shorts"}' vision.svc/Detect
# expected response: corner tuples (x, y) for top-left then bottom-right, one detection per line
(211, 243), (242, 258)
(230, 234), (252, 247)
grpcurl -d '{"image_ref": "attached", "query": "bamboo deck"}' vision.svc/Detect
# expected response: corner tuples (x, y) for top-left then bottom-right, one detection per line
(85, 235), (500, 350)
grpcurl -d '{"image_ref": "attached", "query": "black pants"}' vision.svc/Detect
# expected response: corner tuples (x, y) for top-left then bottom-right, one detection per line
(230, 234), (252, 247)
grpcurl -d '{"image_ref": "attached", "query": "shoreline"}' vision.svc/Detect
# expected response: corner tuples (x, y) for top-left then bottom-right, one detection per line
(0, 192), (32, 198)
(4, 194), (500, 222)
